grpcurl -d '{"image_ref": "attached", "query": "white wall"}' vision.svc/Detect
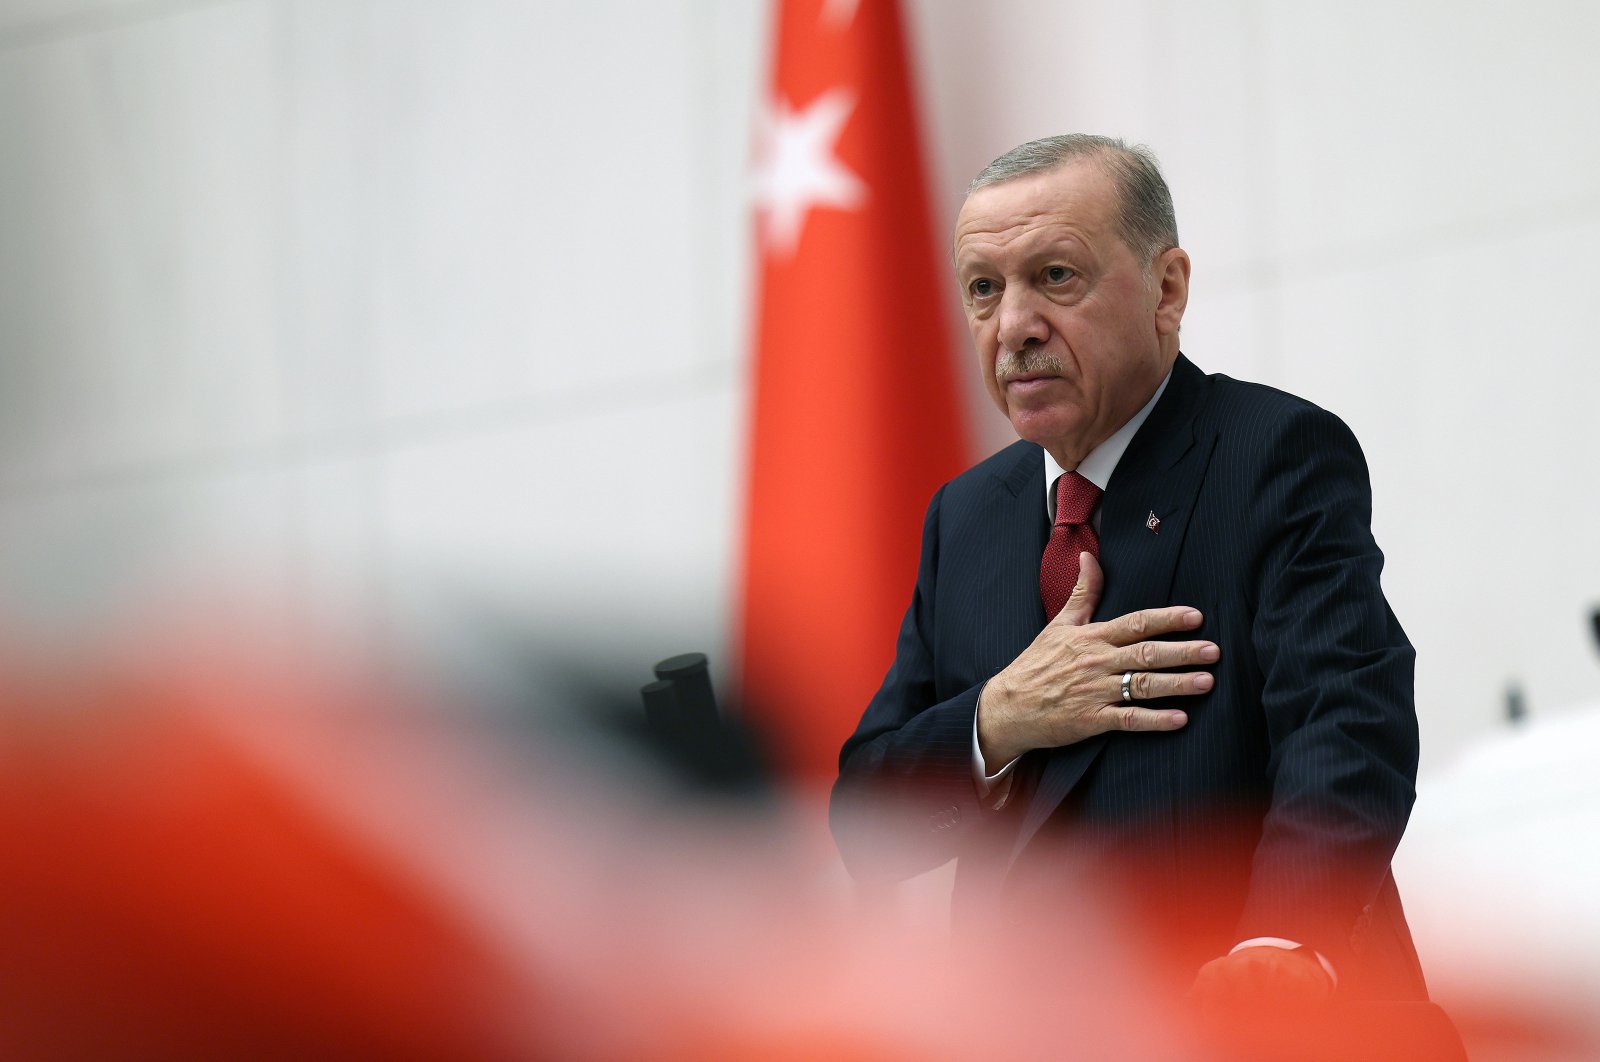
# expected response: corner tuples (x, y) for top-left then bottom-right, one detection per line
(2, 0), (1598, 773)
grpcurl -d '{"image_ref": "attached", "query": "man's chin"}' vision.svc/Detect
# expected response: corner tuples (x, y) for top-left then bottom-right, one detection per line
(1008, 410), (1085, 457)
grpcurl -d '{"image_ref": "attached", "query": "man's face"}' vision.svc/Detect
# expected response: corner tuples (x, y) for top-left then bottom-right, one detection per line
(953, 160), (1185, 467)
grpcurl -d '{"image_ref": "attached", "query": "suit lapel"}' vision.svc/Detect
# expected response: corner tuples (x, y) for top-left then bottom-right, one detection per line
(981, 443), (1051, 674)
(1009, 356), (1218, 862)
(1095, 355), (1215, 623)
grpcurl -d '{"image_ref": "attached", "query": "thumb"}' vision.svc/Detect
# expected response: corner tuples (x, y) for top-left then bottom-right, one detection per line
(1052, 552), (1103, 627)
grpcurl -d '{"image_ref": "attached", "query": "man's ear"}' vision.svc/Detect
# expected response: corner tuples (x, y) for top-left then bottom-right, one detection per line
(1153, 247), (1190, 337)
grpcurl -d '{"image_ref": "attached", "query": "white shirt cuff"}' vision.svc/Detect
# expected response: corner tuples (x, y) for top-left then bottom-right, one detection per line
(1230, 937), (1338, 987)
(971, 691), (1021, 809)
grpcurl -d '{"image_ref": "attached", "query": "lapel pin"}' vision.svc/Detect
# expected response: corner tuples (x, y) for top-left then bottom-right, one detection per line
(1145, 511), (1161, 534)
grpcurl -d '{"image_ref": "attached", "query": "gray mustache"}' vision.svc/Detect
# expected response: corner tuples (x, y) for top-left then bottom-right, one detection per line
(995, 348), (1063, 382)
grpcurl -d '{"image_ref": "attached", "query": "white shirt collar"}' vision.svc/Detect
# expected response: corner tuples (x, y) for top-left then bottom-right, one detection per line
(1043, 370), (1171, 519)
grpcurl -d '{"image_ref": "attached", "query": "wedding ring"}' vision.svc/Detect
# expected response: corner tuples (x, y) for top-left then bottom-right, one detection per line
(1121, 671), (1135, 704)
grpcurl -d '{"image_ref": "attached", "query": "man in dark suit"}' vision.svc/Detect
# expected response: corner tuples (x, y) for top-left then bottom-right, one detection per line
(830, 135), (1426, 1003)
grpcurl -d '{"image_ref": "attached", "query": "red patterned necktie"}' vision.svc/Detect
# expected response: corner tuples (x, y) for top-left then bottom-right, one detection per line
(1040, 472), (1102, 621)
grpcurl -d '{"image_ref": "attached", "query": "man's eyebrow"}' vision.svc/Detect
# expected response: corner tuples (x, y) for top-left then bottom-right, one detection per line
(951, 248), (989, 272)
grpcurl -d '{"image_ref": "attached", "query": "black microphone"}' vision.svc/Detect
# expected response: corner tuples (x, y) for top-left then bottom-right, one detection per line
(637, 652), (768, 798)
(651, 652), (719, 731)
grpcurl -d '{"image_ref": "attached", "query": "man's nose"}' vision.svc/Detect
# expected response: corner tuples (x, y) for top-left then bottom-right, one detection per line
(996, 288), (1049, 351)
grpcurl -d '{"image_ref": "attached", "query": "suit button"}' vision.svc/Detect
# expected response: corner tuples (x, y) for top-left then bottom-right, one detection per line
(928, 805), (961, 831)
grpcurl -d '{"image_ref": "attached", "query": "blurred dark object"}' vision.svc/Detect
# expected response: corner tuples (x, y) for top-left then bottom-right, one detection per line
(1591, 604), (1600, 659)
(650, 653), (720, 733)
(1505, 681), (1526, 726)
(640, 653), (771, 800)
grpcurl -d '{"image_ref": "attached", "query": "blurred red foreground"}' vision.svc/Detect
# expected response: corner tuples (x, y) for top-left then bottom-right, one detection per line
(0, 610), (1585, 1059)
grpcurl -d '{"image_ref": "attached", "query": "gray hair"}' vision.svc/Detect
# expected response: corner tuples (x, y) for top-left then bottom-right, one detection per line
(968, 134), (1178, 266)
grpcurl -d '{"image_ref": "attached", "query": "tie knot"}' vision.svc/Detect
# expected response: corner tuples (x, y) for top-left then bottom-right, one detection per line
(1054, 472), (1101, 526)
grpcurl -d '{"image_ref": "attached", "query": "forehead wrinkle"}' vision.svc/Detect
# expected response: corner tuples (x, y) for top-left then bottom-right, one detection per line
(954, 213), (1096, 274)
(953, 164), (1120, 263)
(956, 205), (1051, 240)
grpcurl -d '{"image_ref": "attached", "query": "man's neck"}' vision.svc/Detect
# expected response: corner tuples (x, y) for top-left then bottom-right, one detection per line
(1042, 370), (1172, 509)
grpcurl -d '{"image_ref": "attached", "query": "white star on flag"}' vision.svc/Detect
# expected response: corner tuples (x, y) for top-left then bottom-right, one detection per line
(752, 88), (867, 257)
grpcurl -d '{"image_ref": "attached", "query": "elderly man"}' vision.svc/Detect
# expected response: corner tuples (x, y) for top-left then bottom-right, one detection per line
(830, 134), (1426, 1003)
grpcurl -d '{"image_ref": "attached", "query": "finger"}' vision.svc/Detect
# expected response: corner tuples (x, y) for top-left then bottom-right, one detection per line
(1187, 960), (1226, 1003)
(1050, 551), (1103, 628)
(1121, 670), (1213, 701)
(1097, 705), (1189, 733)
(1117, 639), (1220, 671)
(1212, 949), (1332, 1005)
(1189, 958), (1243, 1007)
(1240, 947), (1333, 1000)
(1190, 953), (1265, 1009)
(1098, 605), (1203, 646)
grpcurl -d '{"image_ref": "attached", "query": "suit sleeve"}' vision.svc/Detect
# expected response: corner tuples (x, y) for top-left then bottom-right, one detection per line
(829, 484), (994, 884)
(1234, 404), (1419, 966)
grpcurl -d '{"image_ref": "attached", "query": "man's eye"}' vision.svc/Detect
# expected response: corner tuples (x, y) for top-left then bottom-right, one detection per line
(1044, 266), (1073, 284)
(969, 278), (996, 298)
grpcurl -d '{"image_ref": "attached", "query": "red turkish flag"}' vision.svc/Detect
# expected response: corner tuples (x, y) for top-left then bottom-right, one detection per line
(738, 0), (969, 783)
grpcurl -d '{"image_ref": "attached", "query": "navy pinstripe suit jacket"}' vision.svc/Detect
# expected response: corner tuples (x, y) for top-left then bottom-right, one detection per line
(831, 353), (1427, 999)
